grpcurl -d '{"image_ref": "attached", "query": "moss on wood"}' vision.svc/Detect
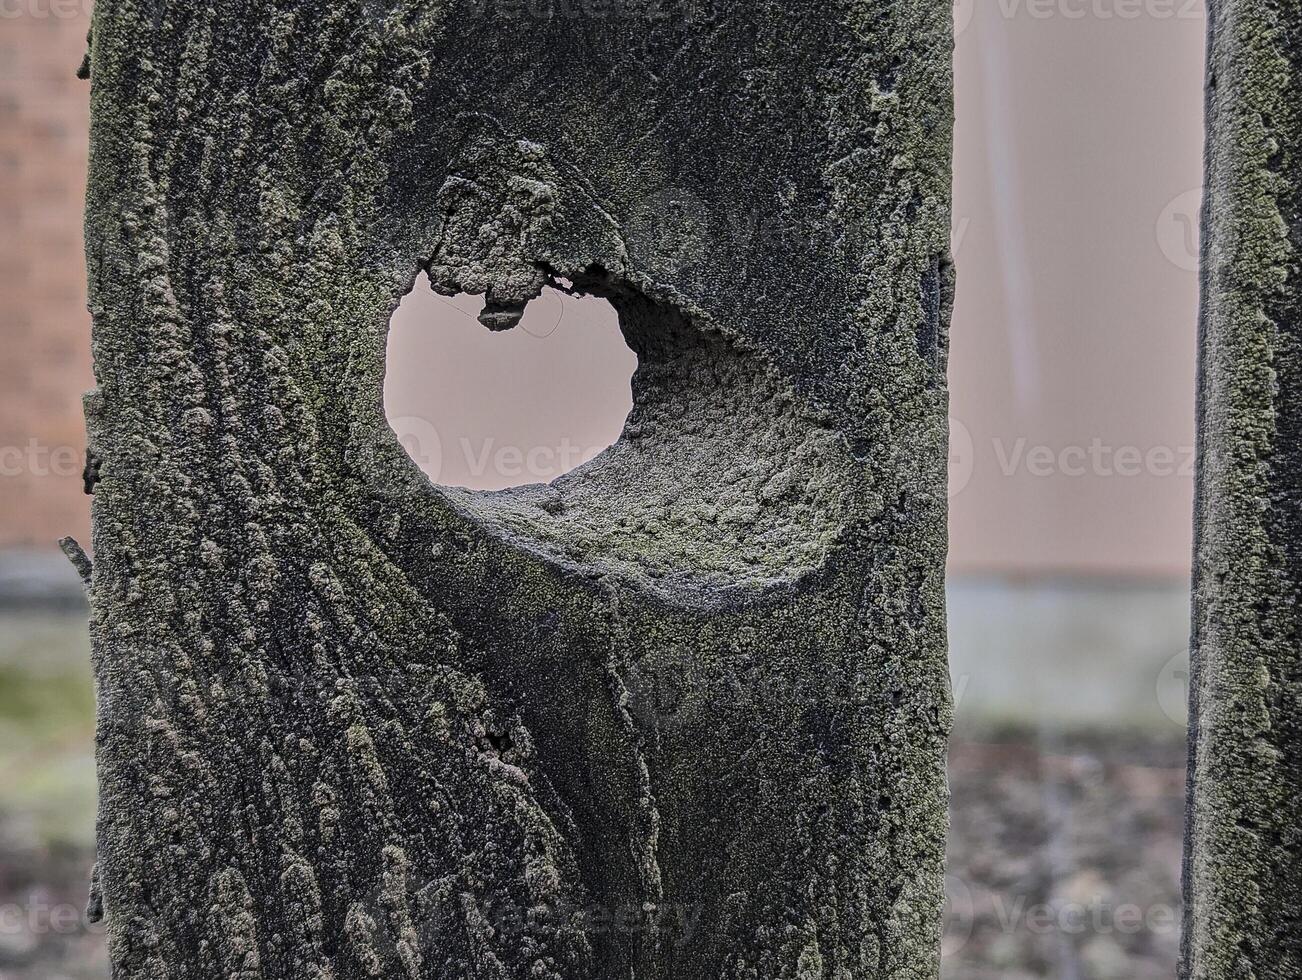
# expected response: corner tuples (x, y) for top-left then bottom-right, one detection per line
(82, 2), (954, 976)
(1185, 2), (1302, 977)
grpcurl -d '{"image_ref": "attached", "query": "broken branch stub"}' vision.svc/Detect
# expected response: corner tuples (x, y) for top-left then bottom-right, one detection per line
(83, 2), (954, 977)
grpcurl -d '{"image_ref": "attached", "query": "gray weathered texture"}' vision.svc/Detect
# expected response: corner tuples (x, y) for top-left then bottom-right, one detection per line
(1184, 2), (1302, 977)
(82, 2), (954, 977)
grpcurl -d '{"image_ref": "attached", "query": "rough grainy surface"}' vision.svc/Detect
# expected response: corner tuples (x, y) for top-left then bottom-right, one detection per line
(81, 2), (954, 977)
(0, 725), (1188, 980)
(945, 737), (1186, 980)
(1185, 2), (1302, 977)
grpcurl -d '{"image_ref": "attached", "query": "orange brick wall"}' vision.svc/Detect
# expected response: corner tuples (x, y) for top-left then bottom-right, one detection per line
(0, 10), (93, 550)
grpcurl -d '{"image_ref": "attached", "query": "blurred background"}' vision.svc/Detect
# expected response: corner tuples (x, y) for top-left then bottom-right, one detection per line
(0, 2), (1203, 977)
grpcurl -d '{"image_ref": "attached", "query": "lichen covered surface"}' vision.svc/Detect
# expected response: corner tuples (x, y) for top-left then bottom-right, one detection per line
(1186, 2), (1302, 977)
(82, 2), (954, 977)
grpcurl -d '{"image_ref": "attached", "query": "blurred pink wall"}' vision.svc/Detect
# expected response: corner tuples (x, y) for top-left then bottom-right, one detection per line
(947, 1), (1205, 578)
(388, 1), (1207, 579)
(0, 3), (1207, 580)
(385, 282), (636, 491)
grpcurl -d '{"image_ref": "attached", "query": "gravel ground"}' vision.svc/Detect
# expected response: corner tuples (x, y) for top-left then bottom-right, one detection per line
(0, 731), (1186, 980)
(0, 563), (1192, 978)
(0, 837), (104, 980)
(944, 735), (1186, 980)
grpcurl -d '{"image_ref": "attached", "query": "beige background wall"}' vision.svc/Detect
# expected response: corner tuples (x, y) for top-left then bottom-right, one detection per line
(1, 3), (1208, 580)
(947, 0), (1205, 577)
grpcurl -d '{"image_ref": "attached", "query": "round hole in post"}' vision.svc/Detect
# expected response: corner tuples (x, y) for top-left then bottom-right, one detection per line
(384, 267), (856, 600)
(384, 271), (637, 491)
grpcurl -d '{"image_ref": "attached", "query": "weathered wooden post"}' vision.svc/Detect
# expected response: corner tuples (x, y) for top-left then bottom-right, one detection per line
(1184, 2), (1302, 977)
(82, 2), (954, 976)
